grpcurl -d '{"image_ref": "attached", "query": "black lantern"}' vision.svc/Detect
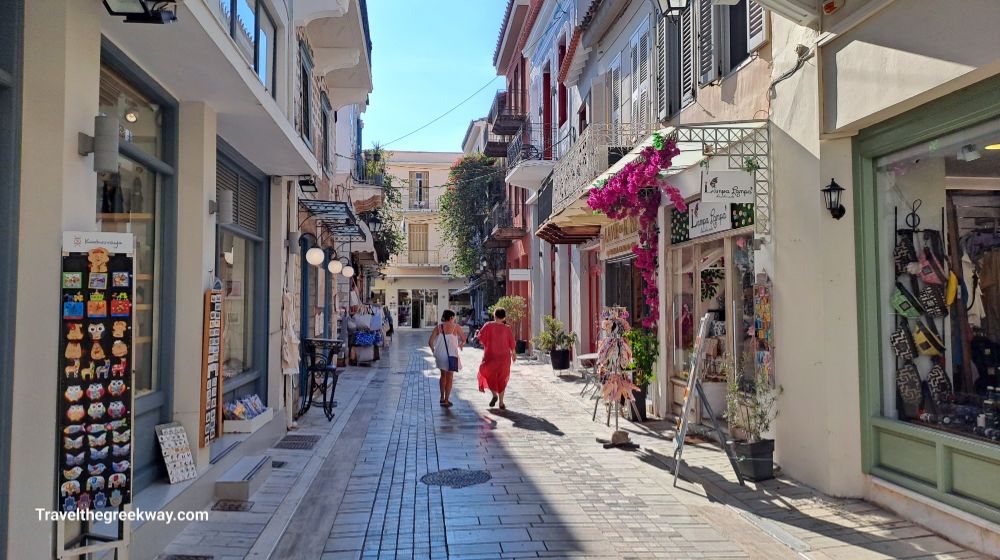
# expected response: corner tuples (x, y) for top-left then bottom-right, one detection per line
(366, 212), (383, 234)
(103, 0), (177, 23)
(656, 0), (690, 19)
(821, 178), (846, 220)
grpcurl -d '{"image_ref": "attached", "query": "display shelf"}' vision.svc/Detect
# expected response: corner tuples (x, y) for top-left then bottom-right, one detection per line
(910, 419), (999, 446)
(97, 212), (154, 223)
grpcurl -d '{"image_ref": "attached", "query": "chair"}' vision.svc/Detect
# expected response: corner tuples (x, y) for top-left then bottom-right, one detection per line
(302, 339), (341, 421)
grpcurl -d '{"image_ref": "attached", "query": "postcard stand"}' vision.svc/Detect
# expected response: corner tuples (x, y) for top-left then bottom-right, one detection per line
(672, 312), (745, 487)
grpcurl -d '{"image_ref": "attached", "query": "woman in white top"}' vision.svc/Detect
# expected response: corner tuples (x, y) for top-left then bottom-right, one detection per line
(428, 309), (466, 407)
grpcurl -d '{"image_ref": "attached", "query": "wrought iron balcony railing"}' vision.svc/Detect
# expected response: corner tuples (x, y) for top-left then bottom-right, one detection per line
(537, 177), (553, 226)
(484, 128), (510, 158)
(352, 156), (386, 187)
(507, 123), (566, 169)
(404, 198), (439, 212)
(551, 122), (659, 216)
(487, 89), (528, 135)
(394, 250), (441, 266)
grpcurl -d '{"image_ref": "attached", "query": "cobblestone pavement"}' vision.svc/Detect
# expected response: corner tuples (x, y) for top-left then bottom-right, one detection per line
(160, 331), (986, 560)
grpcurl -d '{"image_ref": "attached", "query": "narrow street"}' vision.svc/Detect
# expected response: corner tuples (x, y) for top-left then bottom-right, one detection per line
(161, 331), (983, 560)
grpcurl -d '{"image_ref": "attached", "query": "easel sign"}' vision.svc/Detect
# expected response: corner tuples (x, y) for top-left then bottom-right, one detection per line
(200, 285), (224, 447)
(672, 312), (745, 487)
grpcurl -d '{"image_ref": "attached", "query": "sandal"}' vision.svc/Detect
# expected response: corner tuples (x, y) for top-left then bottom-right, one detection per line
(489, 395), (498, 407)
(499, 404), (506, 410)
(444, 401), (454, 407)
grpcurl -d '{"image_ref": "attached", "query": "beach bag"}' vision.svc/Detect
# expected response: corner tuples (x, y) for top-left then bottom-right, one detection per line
(894, 231), (918, 275)
(353, 312), (373, 331)
(913, 320), (944, 356)
(440, 325), (460, 372)
(353, 330), (375, 347)
(890, 324), (917, 361)
(927, 363), (953, 407)
(896, 362), (922, 418)
(919, 247), (946, 285)
(370, 308), (384, 331)
(892, 283), (924, 319)
(918, 285), (947, 318)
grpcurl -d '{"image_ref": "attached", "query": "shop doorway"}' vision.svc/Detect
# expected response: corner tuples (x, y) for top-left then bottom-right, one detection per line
(397, 290), (411, 327)
(412, 289), (439, 328)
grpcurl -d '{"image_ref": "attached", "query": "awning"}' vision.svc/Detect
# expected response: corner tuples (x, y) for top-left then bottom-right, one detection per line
(543, 120), (770, 235)
(298, 198), (376, 262)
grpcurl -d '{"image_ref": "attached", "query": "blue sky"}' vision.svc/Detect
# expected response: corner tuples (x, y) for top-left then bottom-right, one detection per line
(362, 0), (508, 153)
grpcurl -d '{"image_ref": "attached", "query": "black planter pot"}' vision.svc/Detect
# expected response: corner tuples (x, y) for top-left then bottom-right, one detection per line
(549, 349), (571, 370)
(728, 438), (775, 481)
(515, 339), (528, 354)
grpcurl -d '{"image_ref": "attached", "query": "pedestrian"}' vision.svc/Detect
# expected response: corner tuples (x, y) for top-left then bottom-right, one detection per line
(428, 309), (465, 407)
(477, 307), (516, 410)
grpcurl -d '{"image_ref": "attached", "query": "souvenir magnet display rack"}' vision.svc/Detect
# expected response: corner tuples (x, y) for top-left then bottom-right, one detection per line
(200, 279), (224, 447)
(672, 312), (745, 487)
(56, 232), (135, 558)
(594, 306), (642, 450)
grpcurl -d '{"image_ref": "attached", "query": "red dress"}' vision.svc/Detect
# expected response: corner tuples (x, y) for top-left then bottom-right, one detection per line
(477, 322), (515, 393)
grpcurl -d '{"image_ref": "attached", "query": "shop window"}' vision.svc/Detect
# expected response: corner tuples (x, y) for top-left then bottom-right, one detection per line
(219, 232), (255, 377)
(97, 65), (165, 396)
(696, 0), (767, 85)
(214, 0), (278, 95)
(299, 42), (313, 145)
(876, 119), (1000, 445)
(321, 94), (331, 172)
(671, 246), (695, 376)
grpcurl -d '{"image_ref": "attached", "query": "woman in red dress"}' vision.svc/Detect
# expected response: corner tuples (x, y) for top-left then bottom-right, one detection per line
(477, 308), (516, 409)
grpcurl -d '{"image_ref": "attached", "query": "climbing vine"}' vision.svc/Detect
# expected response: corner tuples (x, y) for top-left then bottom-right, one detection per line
(586, 134), (685, 329)
(438, 154), (500, 277)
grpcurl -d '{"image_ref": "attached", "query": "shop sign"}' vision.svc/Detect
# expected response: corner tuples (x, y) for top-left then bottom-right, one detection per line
(62, 231), (135, 256)
(600, 216), (641, 260)
(701, 170), (754, 204)
(688, 200), (732, 239)
(509, 268), (530, 282)
(200, 286), (224, 447)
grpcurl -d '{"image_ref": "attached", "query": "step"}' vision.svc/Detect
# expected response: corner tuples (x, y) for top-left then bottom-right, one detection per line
(214, 454), (271, 502)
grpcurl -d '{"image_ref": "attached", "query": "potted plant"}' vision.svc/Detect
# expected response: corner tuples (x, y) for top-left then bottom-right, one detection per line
(624, 327), (657, 422)
(724, 363), (782, 481)
(489, 295), (528, 354)
(531, 315), (578, 370)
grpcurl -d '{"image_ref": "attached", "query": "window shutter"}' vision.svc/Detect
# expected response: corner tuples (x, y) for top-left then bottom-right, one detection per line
(216, 160), (258, 233)
(610, 55), (622, 127)
(746, 1), (769, 52)
(680, 7), (695, 105)
(697, 0), (719, 86)
(656, 18), (669, 119)
(408, 171), (417, 207)
(638, 21), (651, 126)
(591, 72), (607, 125)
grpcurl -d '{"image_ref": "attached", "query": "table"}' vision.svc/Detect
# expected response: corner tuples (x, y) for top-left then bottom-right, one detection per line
(577, 353), (600, 397)
(298, 338), (343, 421)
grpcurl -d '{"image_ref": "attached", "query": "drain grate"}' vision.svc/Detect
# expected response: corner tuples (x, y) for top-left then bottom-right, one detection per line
(158, 556), (214, 560)
(272, 460), (287, 468)
(212, 500), (254, 512)
(420, 468), (492, 489)
(274, 434), (321, 450)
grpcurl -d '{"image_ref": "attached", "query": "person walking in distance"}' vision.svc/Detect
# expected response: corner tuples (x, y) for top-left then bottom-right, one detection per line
(429, 309), (465, 407)
(477, 307), (516, 409)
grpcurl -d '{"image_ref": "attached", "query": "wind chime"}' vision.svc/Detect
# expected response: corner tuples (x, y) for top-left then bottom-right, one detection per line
(596, 306), (641, 449)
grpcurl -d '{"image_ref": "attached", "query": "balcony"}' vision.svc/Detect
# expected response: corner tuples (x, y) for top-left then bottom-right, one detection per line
(505, 123), (563, 192)
(352, 156), (386, 187)
(537, 177), (553, 227)
(403, 199), (439, 212)
(487, 89), (528, 135)
(394, 250), (441, 266)
(484, 129), (510, 158)
(550, 122), (658, 217)
(484, 202), (527, 248)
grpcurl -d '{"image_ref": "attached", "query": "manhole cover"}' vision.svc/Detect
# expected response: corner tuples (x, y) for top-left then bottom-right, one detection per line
(212, 500), (254, 512)
(272, 460), (287, 468)
(274, 434), (321, 450)
(420, 469), (491, 489)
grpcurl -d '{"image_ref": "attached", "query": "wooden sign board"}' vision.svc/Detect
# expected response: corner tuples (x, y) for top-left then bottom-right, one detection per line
(155, 422), (197, 484)
(200, 289), (224, 447)
(701, 170), (754, 204)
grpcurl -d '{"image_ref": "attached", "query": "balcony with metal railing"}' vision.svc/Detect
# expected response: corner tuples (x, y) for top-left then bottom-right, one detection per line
(484, 201), (527, 248)
(352, 155), (386, 187)
(537, 176), (553, 227)
(550, 122), (659, 217)
(394, 250), (441, 266)
(403, 198), (440, 212)
(505, 122), (566, 192)
(487, 89), (528, 135)
(484, 128), (510, 158)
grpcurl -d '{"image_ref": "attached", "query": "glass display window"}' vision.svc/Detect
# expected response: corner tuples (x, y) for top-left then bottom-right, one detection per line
(98, 65), (162, 162)
(876, 119), (1000, 444)
(219, 232), (255, 378)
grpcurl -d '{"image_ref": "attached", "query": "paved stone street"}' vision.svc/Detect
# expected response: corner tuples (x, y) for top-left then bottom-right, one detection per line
(161, 331), (986, 560)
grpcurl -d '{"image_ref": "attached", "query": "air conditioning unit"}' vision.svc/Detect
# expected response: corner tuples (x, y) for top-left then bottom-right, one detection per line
(441, 264), (452, 276)
(751, 0), (818, 26)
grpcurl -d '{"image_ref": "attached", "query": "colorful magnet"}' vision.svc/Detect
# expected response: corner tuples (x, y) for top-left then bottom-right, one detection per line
(112, 272), (129, 288)
(96, 360), (111, 379)
(65, 342), (82, 361)
(87, 463), (106, 476)
(111, 460), (129, 473)
(87, 402), (106, 420)
(88, 248), (110, 273)
(66, 452), (85, 467)
(67, 323), (84, 341)
(94, 492), (108, 509)
(64, 385), (83, 403)
(112, 321), (127, 338)
(86, 383), (105, 401)
(60, 481), (81, 497)
(112, 429), (130, 444)
(62, 272), (82, 289)
(79, 362), (97, 381)
(63, 435), (83, 450)
(112, 443), (130, 458)
(110, 293), (131, 317)
(64, 293), (85, 320)
(77, 493), (91, 511)
(63, 497), (77, 512)
(112, 358), (128, 377)
(88, 433), (107, 448)
(64, 359), (80, 379)
(109, 490), (122, 507)
(108, 473), (127, 488)
(63, 424), (85, 435)
(108, 379), (127, 397)
(86, 476), (105, 491)
(63, 467), (82, 480)
(111, 340), (128, 358)
(88, 323), (106, 340)
(87, 292), (107, 318)
(91, 343), (106, 361)
(108, 401), (126, 419)
(90, 446), (109, 460)
(66, 405), (85, 423)
(88, 273), (108, 290)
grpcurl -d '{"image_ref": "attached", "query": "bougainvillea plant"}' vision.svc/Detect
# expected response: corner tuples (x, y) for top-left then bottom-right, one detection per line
(586, 133), (686, 328)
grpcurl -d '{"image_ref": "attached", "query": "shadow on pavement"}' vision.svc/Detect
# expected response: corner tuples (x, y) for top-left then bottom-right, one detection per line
(488, 408), (565, 436)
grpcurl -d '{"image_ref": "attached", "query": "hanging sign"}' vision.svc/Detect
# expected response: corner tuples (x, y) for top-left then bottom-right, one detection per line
(199, 288), (224, 447)
(600, 216), (641, 260)
(701, 170), (754, 204)
(688, 200), (732, 239)
(57, 232), (135, 513)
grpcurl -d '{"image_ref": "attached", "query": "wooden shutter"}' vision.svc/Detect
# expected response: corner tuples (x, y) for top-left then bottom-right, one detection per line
(680, 6), (695, 104)
(697, 0), (719, 86)
(408, 171), (417, 208)
(408, 223), (428, 264)
(591, 72), (607, 125)
(637, 20), (651, 126)
(609, 54), (622, 127)
(655, 17), (669, 120)
(217, 159), (258, 233)
(746, 1), (769, 52)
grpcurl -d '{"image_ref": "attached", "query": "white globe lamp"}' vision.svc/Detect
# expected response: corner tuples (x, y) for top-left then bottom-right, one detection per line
(328, 259), (343, 274)
(342, 265), (355, 278)
(305, 247), (325, 266)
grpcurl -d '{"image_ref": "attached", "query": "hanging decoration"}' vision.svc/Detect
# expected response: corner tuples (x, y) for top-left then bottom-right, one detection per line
(595, 306), (641, 449)
(587, 134), (686, 328)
